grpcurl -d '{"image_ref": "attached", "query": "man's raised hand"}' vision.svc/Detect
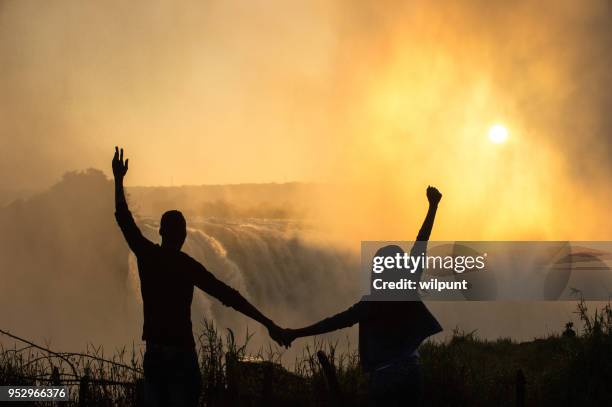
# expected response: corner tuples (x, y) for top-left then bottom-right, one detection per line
(112, 146), (129, 179)
(426, 185), (442, 206)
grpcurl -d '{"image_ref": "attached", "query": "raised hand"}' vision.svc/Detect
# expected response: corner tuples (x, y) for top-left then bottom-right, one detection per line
(112, 146), (129, 179)
(426, 185), (442, 206)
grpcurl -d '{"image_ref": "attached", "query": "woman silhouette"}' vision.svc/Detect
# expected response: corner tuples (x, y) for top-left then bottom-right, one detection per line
(283, 186), (443, 406)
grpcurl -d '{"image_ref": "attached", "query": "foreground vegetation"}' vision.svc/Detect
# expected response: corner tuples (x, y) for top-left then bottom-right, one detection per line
(1, 300), (611, 406)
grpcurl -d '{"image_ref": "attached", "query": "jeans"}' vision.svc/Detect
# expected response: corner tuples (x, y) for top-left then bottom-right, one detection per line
(368, 357), (423, 407)
(143, 343), (202, 407)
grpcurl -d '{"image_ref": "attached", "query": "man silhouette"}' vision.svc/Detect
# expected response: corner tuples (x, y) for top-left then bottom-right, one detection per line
(282, 186), (443, 407)
(112, 147), (287, 407)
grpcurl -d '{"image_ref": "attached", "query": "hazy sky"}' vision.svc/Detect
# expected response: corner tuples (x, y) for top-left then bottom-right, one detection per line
(1, 0), (612, 240)
(0, 0), (341, 187)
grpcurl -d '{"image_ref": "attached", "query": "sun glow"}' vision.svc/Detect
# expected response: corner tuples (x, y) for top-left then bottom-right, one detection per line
(488, 124), (509, 144)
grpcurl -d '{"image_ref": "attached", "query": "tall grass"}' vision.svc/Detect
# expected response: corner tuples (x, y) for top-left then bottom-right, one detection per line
(1, 300), (611, 406)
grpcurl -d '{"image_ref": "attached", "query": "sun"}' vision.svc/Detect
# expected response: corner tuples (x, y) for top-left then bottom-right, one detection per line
(488, 124), (508, 144)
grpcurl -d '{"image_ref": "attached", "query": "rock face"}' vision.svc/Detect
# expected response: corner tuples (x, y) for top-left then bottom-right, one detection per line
(0, 168), (140, 349)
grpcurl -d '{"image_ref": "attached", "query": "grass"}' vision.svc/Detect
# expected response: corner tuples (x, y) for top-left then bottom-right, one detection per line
(1, 300), (611, 406)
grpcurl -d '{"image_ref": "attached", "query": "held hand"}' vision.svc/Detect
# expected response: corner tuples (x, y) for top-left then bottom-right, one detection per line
(283, 328), (298, 345)
(267, 323), (294, 349)
(112, 146), (129, 179)
(426, 185), (442, 206)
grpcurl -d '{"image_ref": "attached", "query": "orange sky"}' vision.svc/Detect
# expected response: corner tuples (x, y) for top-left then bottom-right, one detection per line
(1, 0), (612, 240)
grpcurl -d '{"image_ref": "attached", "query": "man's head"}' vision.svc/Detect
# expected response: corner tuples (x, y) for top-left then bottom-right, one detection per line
(159, 210), (187, 251)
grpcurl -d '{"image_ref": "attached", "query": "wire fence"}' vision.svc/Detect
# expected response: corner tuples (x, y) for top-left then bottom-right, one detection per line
(0, 328), (144, 406)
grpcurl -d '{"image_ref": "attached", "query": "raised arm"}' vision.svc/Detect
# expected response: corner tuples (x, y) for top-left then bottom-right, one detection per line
(188, 258), (290, 347)
(113, 147), (153, 256)
(409, 186), (442, 284)
(410, 186), (442, 253)
(416, 186), (442, 242)
(113, 147), (129, 210)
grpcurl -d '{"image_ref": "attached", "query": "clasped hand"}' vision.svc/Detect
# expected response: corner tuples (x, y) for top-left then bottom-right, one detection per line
(267, 324), (298, 349)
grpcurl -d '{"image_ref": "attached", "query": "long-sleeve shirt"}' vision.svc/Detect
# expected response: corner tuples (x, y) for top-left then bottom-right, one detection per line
(115, 202), (254, 348)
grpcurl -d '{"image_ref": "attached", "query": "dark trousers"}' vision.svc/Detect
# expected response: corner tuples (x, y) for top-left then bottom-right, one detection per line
(143, 343), (202, 407)
(368, 359), (423, 407)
